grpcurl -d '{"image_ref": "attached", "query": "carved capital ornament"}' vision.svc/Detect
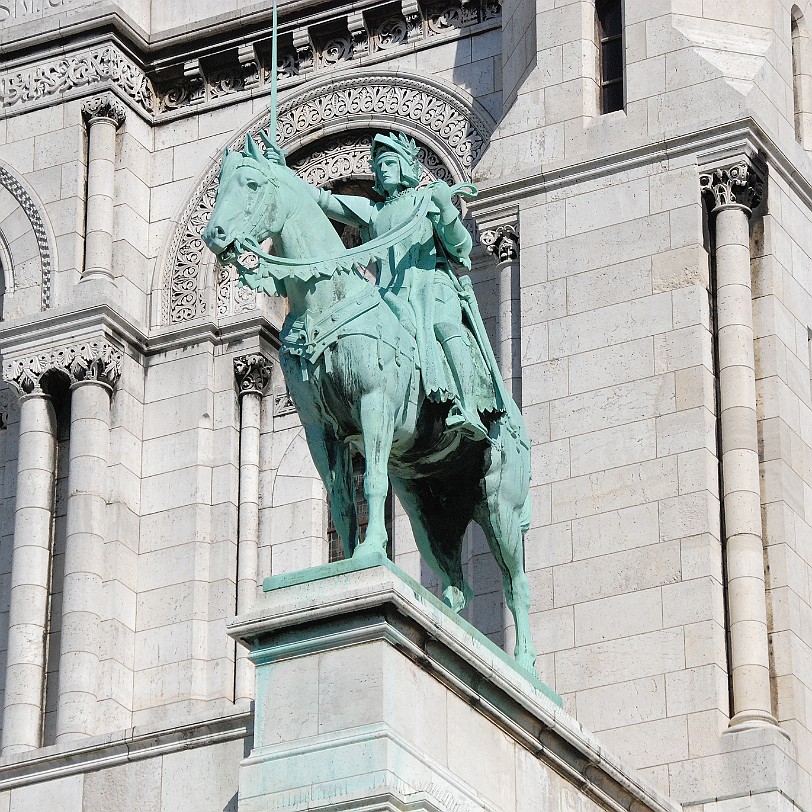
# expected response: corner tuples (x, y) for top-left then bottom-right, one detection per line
(234, 354), (274, 398)
(480, 224), (519, 262)
(4, 340), (123, 395)
(699, 162), (763, 214)
(81, 93), (127, 128)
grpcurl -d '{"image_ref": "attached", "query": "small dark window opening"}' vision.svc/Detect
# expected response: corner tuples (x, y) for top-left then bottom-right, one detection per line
(596, 0), (624, 114)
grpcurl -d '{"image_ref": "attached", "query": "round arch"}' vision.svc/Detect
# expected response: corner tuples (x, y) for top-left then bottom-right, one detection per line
(0, 161), (56, 315)
(155, 68), (495, 328)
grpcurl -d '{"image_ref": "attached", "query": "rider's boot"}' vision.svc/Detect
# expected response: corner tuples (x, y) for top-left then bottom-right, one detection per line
(436, 324), (488, 442)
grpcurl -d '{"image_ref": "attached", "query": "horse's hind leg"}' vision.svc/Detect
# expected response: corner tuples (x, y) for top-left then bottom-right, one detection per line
(390, 476), (474, 612)
(354, 392), (395, 557)
(474, 428), (537, 675)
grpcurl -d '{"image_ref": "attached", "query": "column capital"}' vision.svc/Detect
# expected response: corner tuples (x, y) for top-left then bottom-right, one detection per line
(700, 161), (764, 214)
(480, 224), (519, 262)
(62, 341), (123, 389)
(82, 93), (126, 129)
(234, 354), (273, 398)
(3, 340), (123, 395)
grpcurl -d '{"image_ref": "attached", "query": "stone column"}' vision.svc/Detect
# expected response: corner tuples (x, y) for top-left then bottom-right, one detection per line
(1, 364), (58, 754)
(55, 342), (122, 742)
(481, 223), (522, 656)
(482, 223), (522, 405)
(700, 161), (776, 729)
(81, 94), (125, 283)
(234, 354), (273, 703)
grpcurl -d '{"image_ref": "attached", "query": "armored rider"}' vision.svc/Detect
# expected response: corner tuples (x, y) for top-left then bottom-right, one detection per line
(268, 132), (495, 441)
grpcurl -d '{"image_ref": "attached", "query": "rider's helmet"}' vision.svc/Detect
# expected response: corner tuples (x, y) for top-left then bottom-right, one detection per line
(371, 132), (421, 195)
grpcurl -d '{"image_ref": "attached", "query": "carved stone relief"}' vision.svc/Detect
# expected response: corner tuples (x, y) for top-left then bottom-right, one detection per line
(0, 165), (52, 311)
(162, 72), (492, 326)
(699, 161), (764, 212)
(480, 224), (519, 262)
(4, 340), (123, 395)
(0, 45), (152, 114)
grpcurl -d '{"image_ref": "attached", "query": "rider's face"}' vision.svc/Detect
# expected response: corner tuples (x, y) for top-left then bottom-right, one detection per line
(374, 152), (403, 194)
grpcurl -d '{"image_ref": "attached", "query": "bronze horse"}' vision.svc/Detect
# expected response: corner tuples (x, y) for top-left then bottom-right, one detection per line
(203, 133), (537, 675)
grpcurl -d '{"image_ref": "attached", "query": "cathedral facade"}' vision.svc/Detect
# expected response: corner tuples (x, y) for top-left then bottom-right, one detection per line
(0, 0), (809, 809)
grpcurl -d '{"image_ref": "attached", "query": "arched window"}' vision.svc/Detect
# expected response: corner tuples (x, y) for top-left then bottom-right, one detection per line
(792, 6), (812, 148)
(596, 0), (624, 114)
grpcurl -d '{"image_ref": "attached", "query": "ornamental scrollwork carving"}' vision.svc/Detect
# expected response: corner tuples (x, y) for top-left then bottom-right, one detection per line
(164, 73), (492, 326)
(4, 340), (123, 395)
(480, 224), (519, 263)
(0, 45), (152, 113)
(700, 162), (764, 213)
(0, 166), (52, 311)
(374, 16), (409, 49)
(82, 93), (126, 128)
(234, 354), (273, 397)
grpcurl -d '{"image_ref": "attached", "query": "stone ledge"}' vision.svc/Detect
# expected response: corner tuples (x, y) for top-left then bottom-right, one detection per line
(229, 555), (681, 812)
(0, 705), (251, 792)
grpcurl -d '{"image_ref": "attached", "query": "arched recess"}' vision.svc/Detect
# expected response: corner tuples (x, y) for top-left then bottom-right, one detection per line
(0, 162), (55, 317)
(792, 5), (812, 149)
(155, 69), (495, 328)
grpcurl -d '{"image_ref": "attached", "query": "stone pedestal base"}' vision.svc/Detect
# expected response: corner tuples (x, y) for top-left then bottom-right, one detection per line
(228, 554), (679, 812)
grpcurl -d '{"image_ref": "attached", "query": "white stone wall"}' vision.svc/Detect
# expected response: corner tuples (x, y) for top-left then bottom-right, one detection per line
(0, 1), (810, 810)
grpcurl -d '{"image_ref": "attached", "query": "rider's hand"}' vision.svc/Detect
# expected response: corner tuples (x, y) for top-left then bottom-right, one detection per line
(429, 181), (456, 222)
(264, 141), (287, 167)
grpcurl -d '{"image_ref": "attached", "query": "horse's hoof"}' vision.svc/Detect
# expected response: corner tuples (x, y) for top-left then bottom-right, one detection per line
(351, 541), (387, 561)
(442, 584), (467, 613)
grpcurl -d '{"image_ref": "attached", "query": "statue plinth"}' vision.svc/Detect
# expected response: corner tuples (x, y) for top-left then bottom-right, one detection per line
(227, 557), (677, 812)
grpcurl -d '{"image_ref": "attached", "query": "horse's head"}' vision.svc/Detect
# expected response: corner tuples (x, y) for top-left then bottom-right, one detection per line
(202, 132), (284, 264)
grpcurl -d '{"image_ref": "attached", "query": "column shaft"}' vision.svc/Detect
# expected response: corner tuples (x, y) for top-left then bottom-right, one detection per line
(2, 394), (57, 754)
(55, 380), (111, 741)
(714, 203), (775, 728)
(84, 118), (117, 281)
(236, 391), (262, 702)
(497, 257), (522, 406)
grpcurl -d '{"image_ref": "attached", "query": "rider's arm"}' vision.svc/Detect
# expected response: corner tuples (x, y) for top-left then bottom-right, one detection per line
(428, 183), (473, 270)
(308, 187), (377, 228)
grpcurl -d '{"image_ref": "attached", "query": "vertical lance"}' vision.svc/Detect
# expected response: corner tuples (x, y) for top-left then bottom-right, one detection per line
(269, 0), (278, 145)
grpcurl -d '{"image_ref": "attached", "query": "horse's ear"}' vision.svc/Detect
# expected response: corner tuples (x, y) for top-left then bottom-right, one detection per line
(258, 131), (274, 150)
(224, 147), (231, 158)
(245, 133), (261, 159)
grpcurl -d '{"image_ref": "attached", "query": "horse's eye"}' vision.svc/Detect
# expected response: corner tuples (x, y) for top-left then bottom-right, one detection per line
(246, 180), (259, 191)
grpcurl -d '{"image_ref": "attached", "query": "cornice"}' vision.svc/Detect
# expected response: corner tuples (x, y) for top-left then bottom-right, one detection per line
(0, 301), (280, 366)
(0, 1), (499, 123)
(0, 707), (251, 791)
(471, 118), (812, 218)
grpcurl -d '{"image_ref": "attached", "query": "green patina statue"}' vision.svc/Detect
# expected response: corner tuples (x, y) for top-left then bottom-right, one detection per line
(203, 130), (537, 675)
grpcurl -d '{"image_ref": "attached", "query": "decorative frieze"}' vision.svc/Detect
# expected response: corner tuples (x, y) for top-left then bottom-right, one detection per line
(234, 355), (273, 398)
(699, 161), (764, 213)
(480, 224), (519, 262)
(0, 45), (152, 114)
(1, 1), (498, 119)
(81, 93), (126, 128)
(4, 341), (123, 395)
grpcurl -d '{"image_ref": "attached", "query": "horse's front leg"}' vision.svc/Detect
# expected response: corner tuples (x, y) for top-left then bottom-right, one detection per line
(303, 424), (358, 556)
(354, 391), (395, 558)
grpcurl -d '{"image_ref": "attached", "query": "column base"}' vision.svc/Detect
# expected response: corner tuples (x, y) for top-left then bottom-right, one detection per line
(727, 709), (788, 737)
(228, 555), (678, 812)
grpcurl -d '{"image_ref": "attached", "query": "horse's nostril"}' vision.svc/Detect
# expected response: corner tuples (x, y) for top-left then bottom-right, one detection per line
(214, 225), (226, 239)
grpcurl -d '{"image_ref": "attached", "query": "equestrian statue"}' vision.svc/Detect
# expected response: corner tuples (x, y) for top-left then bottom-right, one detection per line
(202, 129), (537, 676)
